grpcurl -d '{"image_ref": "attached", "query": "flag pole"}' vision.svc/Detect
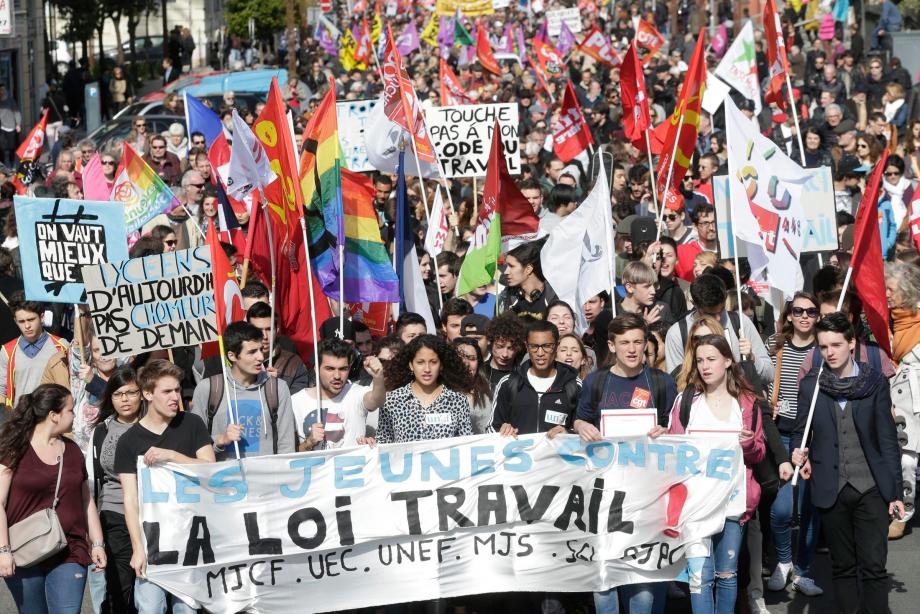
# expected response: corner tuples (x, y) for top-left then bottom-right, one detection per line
(725, 109), (746, 349)
(644, 131), (660, 218)
(300, 216), (324, 426)
(791, 283), (850, 486)
(655, 112), (686, 242)
(256, 189), (277, 370)
(785, 71), (807, 167)
(217, 336), (246, 479)
(597, 147), (615, 305)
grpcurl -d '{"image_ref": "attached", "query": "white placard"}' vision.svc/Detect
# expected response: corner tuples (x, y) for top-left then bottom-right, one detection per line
(425, 103), (520, 178)
(0, 0), (12, 37)
(600, 409), (658, 438)
(336, 99), (378, 173)
(546, 8), (582, 37)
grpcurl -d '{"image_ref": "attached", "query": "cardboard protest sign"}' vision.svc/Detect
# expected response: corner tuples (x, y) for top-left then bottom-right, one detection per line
(14, 197), (129, 303)
(140, 434), (744, 612)
(82, 246), (218, 359)
(425, 103), (520, 177)
(336, 99), (377, 172)
(546, 8), (582, 37)
(714, 166), (838, 256)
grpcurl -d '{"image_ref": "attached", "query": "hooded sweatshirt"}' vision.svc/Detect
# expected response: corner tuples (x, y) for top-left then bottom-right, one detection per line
(191, 371), (296, 460)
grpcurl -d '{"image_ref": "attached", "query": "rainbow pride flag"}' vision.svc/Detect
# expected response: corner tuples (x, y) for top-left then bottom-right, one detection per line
(341, 168), (399, 302)
(111, 143), (181, 232)
(299, 86), (346, 299)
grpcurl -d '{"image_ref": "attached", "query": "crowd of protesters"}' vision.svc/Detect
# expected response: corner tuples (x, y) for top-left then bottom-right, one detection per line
(0, 1), (916, 613)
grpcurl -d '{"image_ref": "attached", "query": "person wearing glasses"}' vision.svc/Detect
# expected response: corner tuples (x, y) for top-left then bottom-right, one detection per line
(99, 153), (117, 185)
(126, 117), (147, 153)
(87, 367), (141, 614)
(490, 319), (582, 438)
(661, 200), (696, 245)
(75, 139), (96, 173)
(766, 293), (824, 598)
(675, 202), (719, 281)
(141, 135), (181, 186)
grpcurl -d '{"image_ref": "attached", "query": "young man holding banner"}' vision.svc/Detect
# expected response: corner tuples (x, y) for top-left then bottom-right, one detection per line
(190, 321), (297, 459)
(115, 359), (214, 614)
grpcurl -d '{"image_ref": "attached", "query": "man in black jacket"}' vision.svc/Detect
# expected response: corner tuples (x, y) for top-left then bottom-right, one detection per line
(490, 320), (581, 437)
(792, 313), (903, 614)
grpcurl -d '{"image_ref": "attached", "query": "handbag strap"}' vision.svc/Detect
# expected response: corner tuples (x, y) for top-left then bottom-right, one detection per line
(51, 440), (64, 510)
(771, 347), (784, 408)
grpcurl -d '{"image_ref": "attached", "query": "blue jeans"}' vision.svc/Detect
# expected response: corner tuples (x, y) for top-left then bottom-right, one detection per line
(4, 562), (87, 614)
(593, 581), (668, 614)
(88, 564), (107, 613)
(134, 577), (197, 614)
(689, 519), (745, 614)
(770, 434), (820, 578)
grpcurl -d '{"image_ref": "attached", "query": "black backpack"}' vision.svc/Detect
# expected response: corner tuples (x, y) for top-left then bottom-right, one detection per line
(206, 374), (281, 454)
(589, 367), (670, 426)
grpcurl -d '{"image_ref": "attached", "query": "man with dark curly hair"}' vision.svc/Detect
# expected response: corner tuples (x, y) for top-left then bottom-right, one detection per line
(485, 312), (527, 391)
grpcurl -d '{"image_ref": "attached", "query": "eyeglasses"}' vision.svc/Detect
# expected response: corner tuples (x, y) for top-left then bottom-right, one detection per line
(791, 306), (819, 318)
(193, 140), (205, 145)
(696, 220), (717, 227)
(81, 149), (94, 155)
(884, 171), (901, 177)
(151, 145), (165, 150)
(526, 342), (557, 354)
(164, 240), (177, 247)
(112, 389), (141, 400)
(857, 143), (868, 149)
(101, 160), (115, 166)
(135, 123), (146, 128)
(663, 213), (680, 221)
(188, 182), (206, 188)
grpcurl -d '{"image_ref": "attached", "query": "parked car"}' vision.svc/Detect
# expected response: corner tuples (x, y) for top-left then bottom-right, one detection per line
(105, 35), (166, 65)
(114, 92), (266, 120)
(85, 115), (188, 153)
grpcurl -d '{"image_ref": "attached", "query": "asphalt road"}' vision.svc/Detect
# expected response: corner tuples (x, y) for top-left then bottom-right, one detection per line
(0, 515), (915, 612)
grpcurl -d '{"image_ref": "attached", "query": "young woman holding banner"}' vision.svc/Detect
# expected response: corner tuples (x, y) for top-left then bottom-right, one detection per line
(650, 335), (766, 614)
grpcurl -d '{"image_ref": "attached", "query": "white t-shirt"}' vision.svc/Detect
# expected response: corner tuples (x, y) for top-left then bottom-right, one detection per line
(685, 394), (743, 434)
(527, 371), (555, 404)
(291, 382), (371, 449)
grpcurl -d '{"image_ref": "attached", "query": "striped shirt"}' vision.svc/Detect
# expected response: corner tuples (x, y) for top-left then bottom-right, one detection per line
(768, 337), (815, 434)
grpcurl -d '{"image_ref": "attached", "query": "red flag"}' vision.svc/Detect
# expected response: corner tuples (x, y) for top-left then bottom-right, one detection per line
(764, 0), (789, 110)
(851, 153), (892, 357)
(635, 20), (666, 63)
(482, 121), (540, 250)
(579, 26), (621, 67)
(527, 55), (555, 102)
(552, 80), (594, 163)
(348, 302), (392, 336)
(207, 219), (246, 334)
(655, 28), (706, 198)
(354, 18), (374, 65)
(352, 0), (367, 12)
(475, 23), (501, 76)
(439, 60), (472, 106)
(254, 78), (305, 243)
(620, 42), (651, 143)
(533, 38), (566, 79)
(381, 31), (437, 163)
(16, 109), (49, 163)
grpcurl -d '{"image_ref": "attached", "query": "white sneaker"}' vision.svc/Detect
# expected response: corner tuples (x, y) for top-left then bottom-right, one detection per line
(792, 575), (824, 597)
(767, 562), (793, 591)
(748, 595), (770, 614)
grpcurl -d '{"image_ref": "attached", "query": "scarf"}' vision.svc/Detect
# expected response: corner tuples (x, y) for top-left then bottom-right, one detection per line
(892, 307), (920, 364)
(818, 362), (883, 401)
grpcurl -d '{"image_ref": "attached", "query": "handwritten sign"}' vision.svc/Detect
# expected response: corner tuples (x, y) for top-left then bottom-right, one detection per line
(82, 247), (218, 359)
(425, 103), (520, 178)
(546, 8), (582, 37)
(14, 197), (129, 303)
(336, 99), (377, 173)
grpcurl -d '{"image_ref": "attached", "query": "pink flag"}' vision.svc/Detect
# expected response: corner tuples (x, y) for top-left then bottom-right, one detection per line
(712, 23), (729, 58)
(81, 153), (112, 201)
(396, 20), (421, 56)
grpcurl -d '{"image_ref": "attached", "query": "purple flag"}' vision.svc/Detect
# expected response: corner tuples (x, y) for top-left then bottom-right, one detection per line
(316, 23), (337, 55)
(515, 24), (526, 60)
(496, 24), (514, 53)
(437, 17), (455, 59)
(396, 20), (421, 56)
(557, 21), (576, 55)
(712, 23), (729, 58)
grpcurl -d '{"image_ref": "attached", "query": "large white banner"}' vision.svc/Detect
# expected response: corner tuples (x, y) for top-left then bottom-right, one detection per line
(425, 103), (520, 178)
(140, 434), (745, 612)
(336, 99), (377, 173)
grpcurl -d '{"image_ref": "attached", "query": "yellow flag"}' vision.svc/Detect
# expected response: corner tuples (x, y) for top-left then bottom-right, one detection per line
(371, 12), (382, 44)
(339, 28), (366, 72)
(421, 17), (439, 48)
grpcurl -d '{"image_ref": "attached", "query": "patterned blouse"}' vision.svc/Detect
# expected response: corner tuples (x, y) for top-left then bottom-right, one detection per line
(376, 384), (473, 444)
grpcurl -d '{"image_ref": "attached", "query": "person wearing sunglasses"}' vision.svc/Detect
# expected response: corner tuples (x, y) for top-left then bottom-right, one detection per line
(99, 155), (117, 185)
(661, 200), (695, 245)
(141, 135), (181, 186)
(766, 292), (824, 598)
(881, 154), (912, 231)
(127, 116), (147, 153)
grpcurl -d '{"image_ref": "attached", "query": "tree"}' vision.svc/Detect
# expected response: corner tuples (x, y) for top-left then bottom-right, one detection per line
(225, 0), (289, 43)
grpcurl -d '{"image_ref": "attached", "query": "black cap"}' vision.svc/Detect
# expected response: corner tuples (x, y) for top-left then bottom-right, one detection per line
(460, 314), (489, 336)
(319, 317), (355, 342)
(630, 217), (658, 246)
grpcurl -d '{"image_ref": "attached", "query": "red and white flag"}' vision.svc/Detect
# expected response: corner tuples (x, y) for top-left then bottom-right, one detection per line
(534, 38), (566, 79)
(552, 80), (594, 163)
(620, 42), (650, 143)
(16, 109), (49, 164)
(635, 20), (666, 63)
(207, 220), (246, 335)
(424, 187), (449, 257)
(579, 26), (621, 67)
(439, 60), (472, 106)
(764, 0), (789, 110)
(354, 18), (374, 65)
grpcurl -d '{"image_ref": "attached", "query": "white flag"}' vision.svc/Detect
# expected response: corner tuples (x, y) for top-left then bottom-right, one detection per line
(540, 155), (614, 334)
(714, 21), (762, 113)
(365, 95), (440, 178)
(222, 110), (277, 199)
(424, 187), (449, 258)
(725, 97), (807, 300)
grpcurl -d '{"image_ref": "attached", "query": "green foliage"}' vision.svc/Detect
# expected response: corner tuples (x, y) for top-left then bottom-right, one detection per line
(225, 0), (290, 42)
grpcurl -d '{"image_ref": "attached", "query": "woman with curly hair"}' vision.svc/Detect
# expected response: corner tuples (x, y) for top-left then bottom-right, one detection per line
(364, 335), (472, 444)
(452, 337), (492, 434)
